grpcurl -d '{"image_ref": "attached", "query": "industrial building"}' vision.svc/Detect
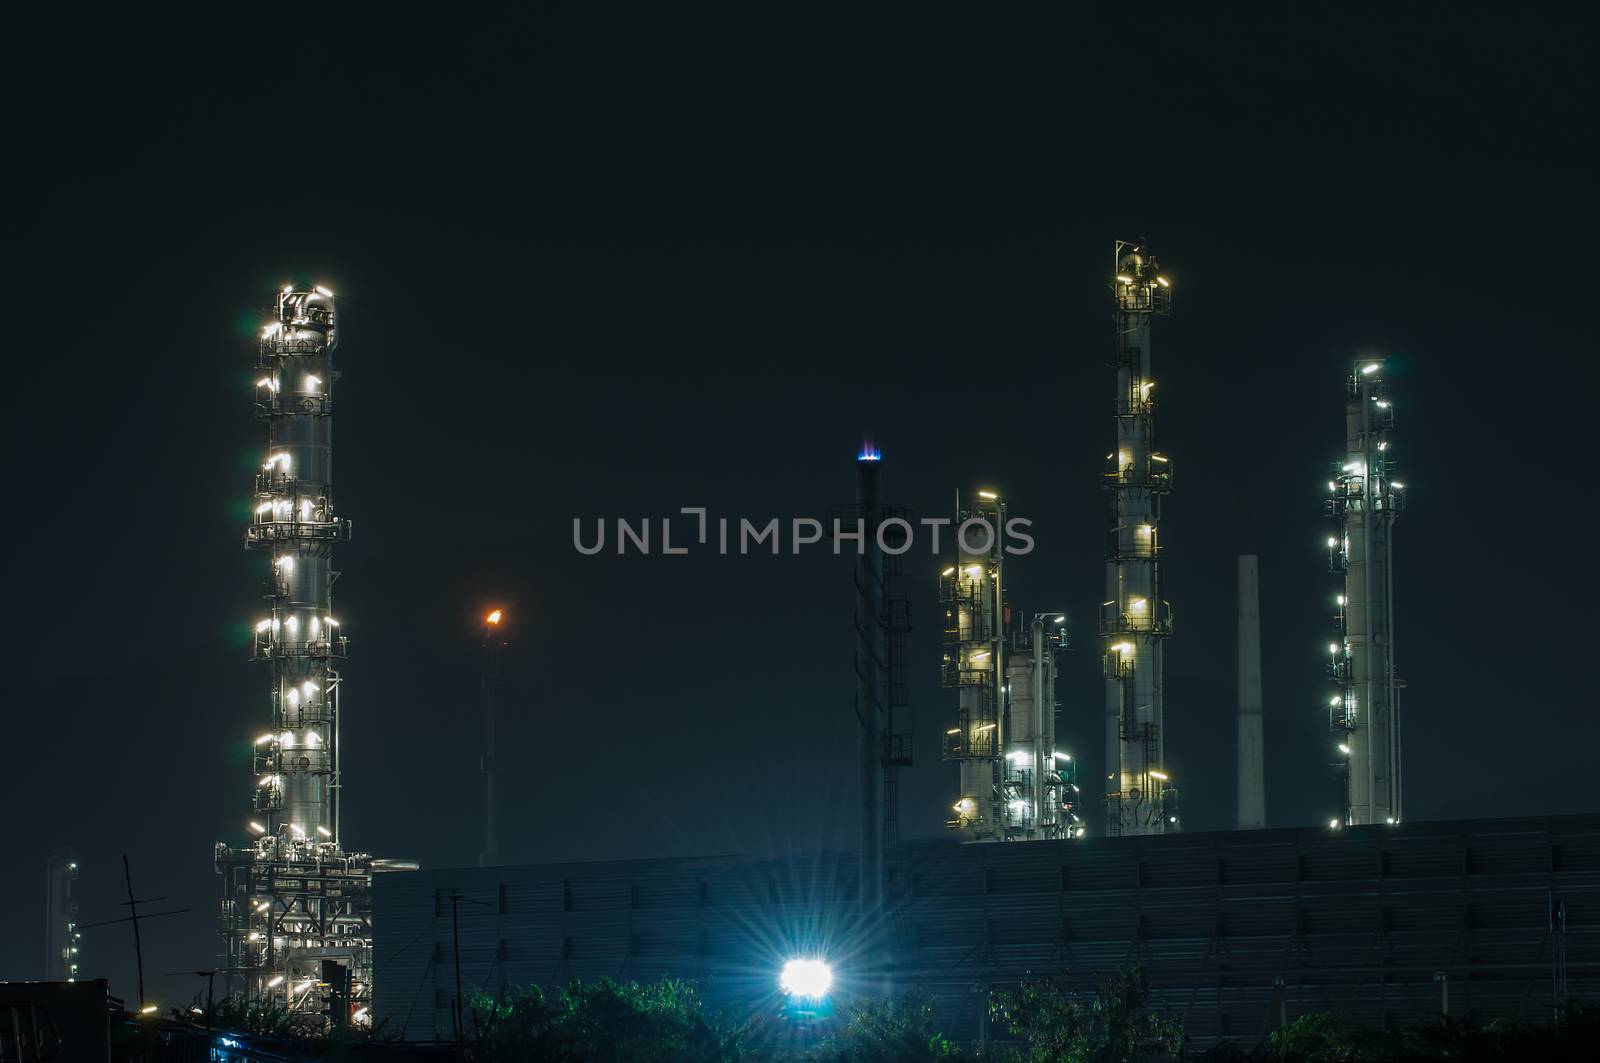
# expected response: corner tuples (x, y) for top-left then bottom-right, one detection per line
(212, 287), (412, 1024)
(372, 814), (1599, 1046)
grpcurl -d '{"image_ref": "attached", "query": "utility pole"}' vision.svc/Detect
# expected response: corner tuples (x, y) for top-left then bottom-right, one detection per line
(451, 893), (464, 1060)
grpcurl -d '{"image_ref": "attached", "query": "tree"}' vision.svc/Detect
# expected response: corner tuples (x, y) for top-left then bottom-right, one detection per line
(468, 977), (748, 1062)
(813, 995), (971, 1061)
(989, 967), (1183, 1063)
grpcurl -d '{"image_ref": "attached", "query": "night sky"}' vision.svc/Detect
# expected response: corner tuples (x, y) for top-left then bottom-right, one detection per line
(5, 10), (1594, 1013)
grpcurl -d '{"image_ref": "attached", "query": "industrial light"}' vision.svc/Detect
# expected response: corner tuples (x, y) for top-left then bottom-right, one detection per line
(281, 285), (294, 294)
(267, 975), (285, 988)
(1329, 643), (1340, 654)
(1327, 537), (1339, 548)
(1330, 696), (1342, 706)
(1129, 597), (1146, 610)
(314, 286), (334, 297)
(255, 733), (272, 744)
(485, 609), (503, 625)
(274, 556), (293, 572)
(1391, 482), (1406, 490)
(1339, 744), (1350, 755)
(977, 490), (997, 499)
(249, 821), (266, 833)
(140, 1005), (158, 1015)
(302, 681), (319, 696)
(1148, 770), (1168, 781)
(971, 651), (990, 661)
(255, 619), (272, 632)
(945, 728), (960, 735)
(1054, 615), (1066, 623)
(1327, 481), (1336, 492)
(294, 980), (313, 993)
(941, 567), (955, 577)
(325, 616), (339, 627)
(1376, 400), (1391, 408)
(1111, 642), (1133, 654)
(1076, 828), (1086, 837)
(1151, 453), (1169, 463)
(975, 723), (996, 733)
(1361, 363), (1380, 375)
(262, 323), (281, 337)
(256, 901), (270, 913)
(304, 375), (321, 391)
(779, 958), (833, 1000)
(353, 1008), (370, 1023)
(1378, 441), (1388, 451)
(964, 565), (981, 577)
(289, 824), (306, 836)
(255, 502), (273, 515)
(317, 826), (331, 837)
(1337, 595), (1346, 606)
(1053, 752), (1071, 761)
(1115, 274), (1134, 284)
(1329, 819), (1341, 829)
(1156, 276), (1170, 287)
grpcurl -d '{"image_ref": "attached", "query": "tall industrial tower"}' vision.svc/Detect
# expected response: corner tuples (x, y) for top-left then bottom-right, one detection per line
(942, 491), (1007, 840)
(214, 286), (400, 1026)
(941, 490), (1077, 841)
(43, 850), (80, 981)
(1102, 241), (1177, 837)
(851, 445), (913, 918)
(1326, 360), (1406, 826)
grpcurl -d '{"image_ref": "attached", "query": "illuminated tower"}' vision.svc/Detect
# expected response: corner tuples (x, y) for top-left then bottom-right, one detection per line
(1102, 241), (1177, 836)
(214, 285), (407, 1026)
(44, 850), (80, 981)
(941, 491), (1006, 839)
(1326, 360), (1406, 826)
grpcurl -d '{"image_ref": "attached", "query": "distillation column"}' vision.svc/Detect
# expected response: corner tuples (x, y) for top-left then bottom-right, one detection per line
(1102, 241), (1176, 836)
(942, 492), (1006, 840)
(1002, 615), (1074, 838)
(1326, 360), (1406, 826)
(215, 286), (395, 1026)
(249, 286), (346, 845)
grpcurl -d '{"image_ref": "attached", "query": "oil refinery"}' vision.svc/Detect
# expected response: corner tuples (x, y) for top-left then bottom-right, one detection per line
(159, 247), (1589, 1047)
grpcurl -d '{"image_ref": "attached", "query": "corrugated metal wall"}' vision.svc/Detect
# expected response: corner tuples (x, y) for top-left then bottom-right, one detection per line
(374, 815), (1599, 1045)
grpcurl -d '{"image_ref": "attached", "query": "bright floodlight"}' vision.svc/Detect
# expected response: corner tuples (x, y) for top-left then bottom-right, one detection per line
(780, 958), (833, 999)
(485, 609), (503, 625)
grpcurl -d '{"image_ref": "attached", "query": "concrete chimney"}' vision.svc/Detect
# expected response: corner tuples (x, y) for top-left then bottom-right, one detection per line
(1237, 555), (1265, 830)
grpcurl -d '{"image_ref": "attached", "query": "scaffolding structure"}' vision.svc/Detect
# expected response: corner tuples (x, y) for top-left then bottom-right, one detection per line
(1102, 241), (1178, 837)
(1326, 359), (1406, 826)
(214, 286), (404, 1027)
(941, 492), (1008, 839)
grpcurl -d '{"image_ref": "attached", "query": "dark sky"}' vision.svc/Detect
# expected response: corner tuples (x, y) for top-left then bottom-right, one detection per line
(4, 9), (1594, 1012)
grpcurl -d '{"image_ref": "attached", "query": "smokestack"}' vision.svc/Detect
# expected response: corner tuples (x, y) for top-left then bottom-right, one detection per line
(1237, 555), (1265, 830)
(855, 445), (885, 917)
